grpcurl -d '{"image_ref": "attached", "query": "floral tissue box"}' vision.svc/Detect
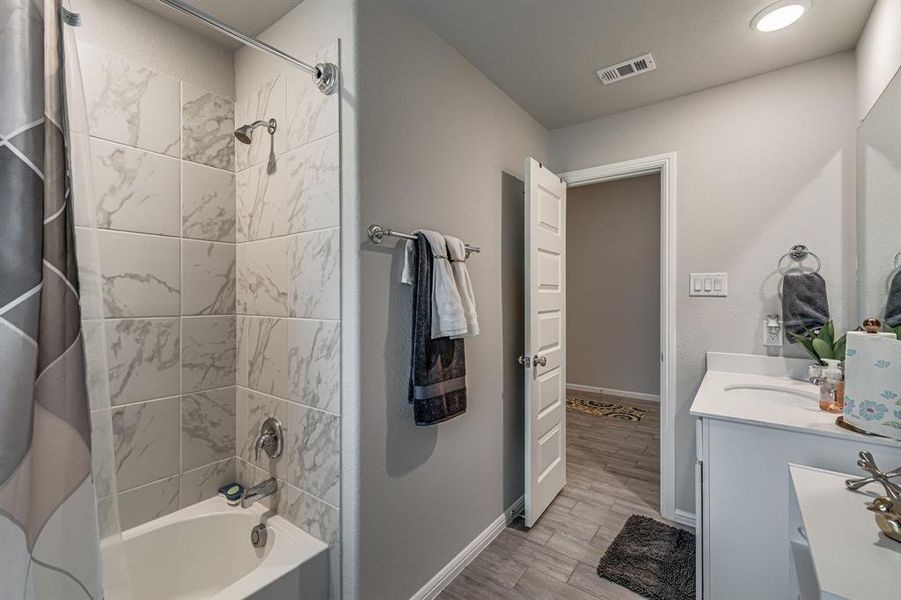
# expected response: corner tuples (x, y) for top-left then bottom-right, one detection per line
(843, 331), (901, 440)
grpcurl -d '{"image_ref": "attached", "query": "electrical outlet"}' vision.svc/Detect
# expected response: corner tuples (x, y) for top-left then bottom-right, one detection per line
(763, 315), (784, 347)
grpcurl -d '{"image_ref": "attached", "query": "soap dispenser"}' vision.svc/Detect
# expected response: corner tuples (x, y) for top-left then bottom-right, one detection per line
(818, 358), (843, 413)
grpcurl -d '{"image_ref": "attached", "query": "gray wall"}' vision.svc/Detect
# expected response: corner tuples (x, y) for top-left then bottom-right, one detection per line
(357, 3), (548, 598)
(550, 52), (858, 515)
(567, 175), (660, 396)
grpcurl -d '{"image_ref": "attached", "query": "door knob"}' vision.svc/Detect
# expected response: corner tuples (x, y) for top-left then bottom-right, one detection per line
(517, 355), (532, 368)
(533, 355), (547, 367)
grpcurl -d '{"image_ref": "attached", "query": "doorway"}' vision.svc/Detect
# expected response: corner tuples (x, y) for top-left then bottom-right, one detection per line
(521, 153), (680, 526)
(437, 154), (678, 600)
(564, 171), (662, 516)
(561, 153), (679, 525)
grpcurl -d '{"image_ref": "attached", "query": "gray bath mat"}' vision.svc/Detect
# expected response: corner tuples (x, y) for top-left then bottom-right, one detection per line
(597, 515), (695, 600)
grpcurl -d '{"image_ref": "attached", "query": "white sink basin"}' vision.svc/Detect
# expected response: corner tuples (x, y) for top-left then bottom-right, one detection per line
(723, 384), (818, 404)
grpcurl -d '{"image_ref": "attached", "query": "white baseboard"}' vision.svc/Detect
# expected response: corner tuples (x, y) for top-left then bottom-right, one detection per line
(672, 508), (696, 529)
(410, 496), (524, 600)
(567, 382), (660, 403)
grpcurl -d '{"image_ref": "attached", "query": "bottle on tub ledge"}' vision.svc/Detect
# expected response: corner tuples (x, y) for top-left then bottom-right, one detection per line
(842, 318), (901, 439)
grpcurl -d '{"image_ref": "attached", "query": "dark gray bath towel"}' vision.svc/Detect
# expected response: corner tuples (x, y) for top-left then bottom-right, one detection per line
(409, 233), (467, 425)
(886, 269), (901, 328)
(782, 272), (830, 339)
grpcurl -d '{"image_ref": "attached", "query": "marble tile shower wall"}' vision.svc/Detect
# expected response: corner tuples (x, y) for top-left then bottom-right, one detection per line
(74, 42), (238, 534)
(233, 42), (341, 598)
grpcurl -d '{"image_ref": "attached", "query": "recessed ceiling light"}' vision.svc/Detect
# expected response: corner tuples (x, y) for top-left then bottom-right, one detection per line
(751, 0), (810, 32)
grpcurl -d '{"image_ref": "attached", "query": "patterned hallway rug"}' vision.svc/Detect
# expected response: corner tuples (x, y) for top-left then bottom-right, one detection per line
(566, 396), (648, 422)
(597, 515), (695, 600)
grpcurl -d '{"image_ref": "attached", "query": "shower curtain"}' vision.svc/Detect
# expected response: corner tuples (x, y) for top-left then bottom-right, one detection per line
(0, 0), (103, 597)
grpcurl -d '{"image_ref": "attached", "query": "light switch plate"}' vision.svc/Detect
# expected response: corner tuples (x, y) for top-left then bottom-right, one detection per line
(689, 273), (728, 297)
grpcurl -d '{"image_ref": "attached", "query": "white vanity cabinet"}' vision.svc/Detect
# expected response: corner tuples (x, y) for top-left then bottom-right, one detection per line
(691, 353), (901, 600)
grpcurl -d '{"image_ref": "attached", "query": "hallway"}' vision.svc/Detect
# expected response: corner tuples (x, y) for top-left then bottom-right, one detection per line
(439, 393), (679, 599)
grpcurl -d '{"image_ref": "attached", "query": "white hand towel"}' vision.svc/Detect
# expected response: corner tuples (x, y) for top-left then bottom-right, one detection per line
(445, 235), (479, 338)
(400, 230), (468, 338)
(401, 238), (416, 285)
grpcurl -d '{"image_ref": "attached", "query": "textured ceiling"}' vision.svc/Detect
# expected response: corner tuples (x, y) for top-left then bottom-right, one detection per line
(405, 0), (875, 129)
(127, 0), (303, 49)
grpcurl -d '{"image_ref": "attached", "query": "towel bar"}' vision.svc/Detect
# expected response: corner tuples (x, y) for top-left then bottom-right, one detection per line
(367, 224), (481, 256)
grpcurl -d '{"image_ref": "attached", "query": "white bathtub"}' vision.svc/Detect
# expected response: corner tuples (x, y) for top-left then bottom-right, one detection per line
(101, 496), (329, 600)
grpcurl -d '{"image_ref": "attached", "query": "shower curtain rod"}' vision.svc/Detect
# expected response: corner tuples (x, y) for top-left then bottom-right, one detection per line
(154, 0), (338, 95)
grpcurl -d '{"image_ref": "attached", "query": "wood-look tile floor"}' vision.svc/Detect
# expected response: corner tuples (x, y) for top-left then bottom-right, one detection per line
(438, 391), (686, 600)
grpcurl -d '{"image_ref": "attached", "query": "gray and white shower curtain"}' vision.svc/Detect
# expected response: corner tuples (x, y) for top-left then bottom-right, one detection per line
(0, 0), (103, 597)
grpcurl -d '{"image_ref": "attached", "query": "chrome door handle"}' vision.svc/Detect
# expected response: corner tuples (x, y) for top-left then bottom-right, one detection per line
(517, 355), (532, 368)
(533, 355), (547, 368)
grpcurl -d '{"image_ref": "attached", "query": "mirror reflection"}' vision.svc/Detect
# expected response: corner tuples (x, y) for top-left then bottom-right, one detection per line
(857, 67), (901, 325)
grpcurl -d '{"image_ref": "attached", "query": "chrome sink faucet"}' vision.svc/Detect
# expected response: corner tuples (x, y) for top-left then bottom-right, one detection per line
(241, 477), (278, 509)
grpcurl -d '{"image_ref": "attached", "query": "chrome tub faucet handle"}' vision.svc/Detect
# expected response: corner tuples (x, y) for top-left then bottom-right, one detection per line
(254, 417), (283, 462)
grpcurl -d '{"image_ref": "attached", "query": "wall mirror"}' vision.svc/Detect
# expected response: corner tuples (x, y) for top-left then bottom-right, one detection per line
(857, 67), (901, 324)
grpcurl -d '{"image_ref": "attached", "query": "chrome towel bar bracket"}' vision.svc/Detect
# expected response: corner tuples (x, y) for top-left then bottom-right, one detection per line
(367, 224), (480, 257)
(777, 244), (821, 275)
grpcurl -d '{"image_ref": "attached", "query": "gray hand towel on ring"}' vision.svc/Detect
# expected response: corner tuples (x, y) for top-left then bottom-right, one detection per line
(782, 272), (830, 340)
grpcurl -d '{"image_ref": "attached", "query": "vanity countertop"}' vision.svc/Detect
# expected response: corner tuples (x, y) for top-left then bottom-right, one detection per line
(789, 464), (901, 600)
(690, 352), (901, 450)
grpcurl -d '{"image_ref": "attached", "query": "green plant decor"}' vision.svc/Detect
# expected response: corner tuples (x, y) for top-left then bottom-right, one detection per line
(887, 324), (901, 341)
(789, 321), (847, 366)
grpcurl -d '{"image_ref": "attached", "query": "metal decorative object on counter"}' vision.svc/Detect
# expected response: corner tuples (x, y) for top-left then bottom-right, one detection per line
(867, 497), (901, 543)
(846, 450), (901, 543)
(845, 450), (901, 498)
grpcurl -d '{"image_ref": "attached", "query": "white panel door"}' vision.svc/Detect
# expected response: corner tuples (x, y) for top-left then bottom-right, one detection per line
(524, 157), (567, 527)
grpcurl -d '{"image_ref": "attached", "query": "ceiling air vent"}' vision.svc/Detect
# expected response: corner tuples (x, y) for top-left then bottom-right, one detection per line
(596, 53), (656, 85)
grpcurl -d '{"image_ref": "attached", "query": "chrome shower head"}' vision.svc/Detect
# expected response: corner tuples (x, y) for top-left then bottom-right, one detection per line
(233, 118), (277, 145)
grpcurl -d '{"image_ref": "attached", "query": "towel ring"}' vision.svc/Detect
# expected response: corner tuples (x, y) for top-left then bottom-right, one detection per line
(777, 244), (822, 275)
(894, 251), (901, 272)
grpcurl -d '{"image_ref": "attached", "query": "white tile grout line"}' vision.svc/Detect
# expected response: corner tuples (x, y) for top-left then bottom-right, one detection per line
(178, 80), (185, 487)
(232, 129), (340, 176)
(87, 133), (234, 175)
(236, 225), (340, 245)
(73, 223), (340, 245)
(234, 385), (340, 418)
(74, 224), (237, 245)
(98, 456), (235, 502)
(83, 314), (240, 323)
(234, 87), (240, 471)
(89, 385), (237, 411)
(235, 314), (340, 323)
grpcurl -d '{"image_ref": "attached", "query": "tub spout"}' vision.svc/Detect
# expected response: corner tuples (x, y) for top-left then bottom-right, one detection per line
(241, 478), (278, 509)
